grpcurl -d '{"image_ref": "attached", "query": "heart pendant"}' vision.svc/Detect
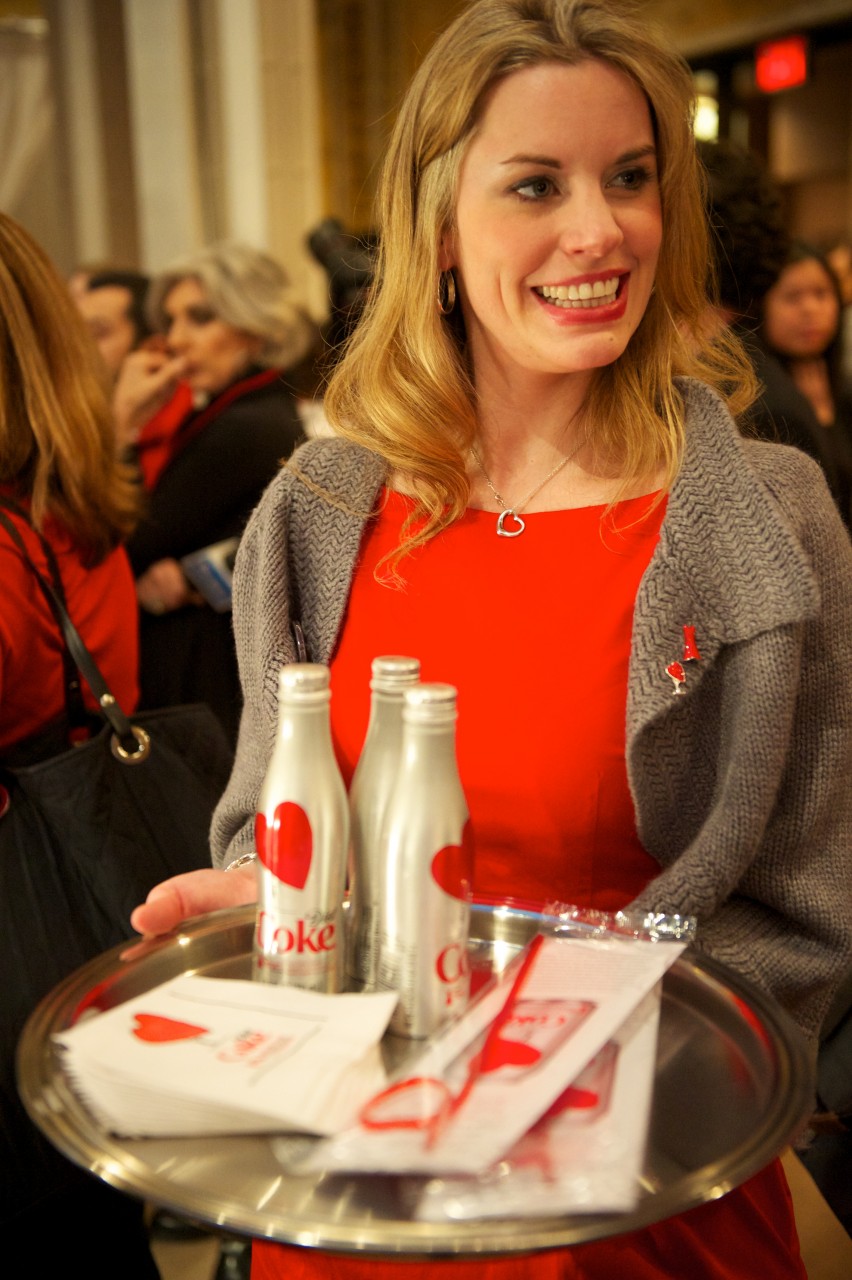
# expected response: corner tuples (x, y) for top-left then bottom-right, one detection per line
(496, 509), (525, 537)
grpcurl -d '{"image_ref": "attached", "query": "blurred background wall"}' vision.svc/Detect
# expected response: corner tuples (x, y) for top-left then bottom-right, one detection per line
(1, 0), (851, 320)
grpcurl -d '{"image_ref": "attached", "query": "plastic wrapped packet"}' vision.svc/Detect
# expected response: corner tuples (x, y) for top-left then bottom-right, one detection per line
(415, 987), (661, 1220)
(543, 901), (697, 944)
(300, 910), (692, 1180)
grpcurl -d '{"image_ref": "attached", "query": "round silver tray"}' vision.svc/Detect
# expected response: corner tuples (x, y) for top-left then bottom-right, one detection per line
(18, 901), (813, 1257)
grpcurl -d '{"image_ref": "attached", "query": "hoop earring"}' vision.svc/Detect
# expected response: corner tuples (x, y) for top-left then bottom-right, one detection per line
(437, 269), (457, 316)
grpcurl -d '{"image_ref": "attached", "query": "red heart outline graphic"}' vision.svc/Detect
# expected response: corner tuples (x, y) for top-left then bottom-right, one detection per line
(255, 801), (313, 889)
(430, 819), (473, 901)
(132, 1013), (208, 1043)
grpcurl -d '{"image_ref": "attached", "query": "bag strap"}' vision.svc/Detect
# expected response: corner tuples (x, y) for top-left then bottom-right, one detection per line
(0, 496), (88, 734)
(0, 502), (147, 760)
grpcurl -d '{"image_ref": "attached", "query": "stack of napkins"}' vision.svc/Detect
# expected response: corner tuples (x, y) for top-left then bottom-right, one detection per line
(54, 975), (398, 1137)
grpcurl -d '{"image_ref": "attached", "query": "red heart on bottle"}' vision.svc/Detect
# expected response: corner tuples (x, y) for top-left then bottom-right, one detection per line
(481, 1036), (541, 1072)
(132, 1013), (208, 1043)
(255, 801), (313, 889)
(430, 820), (473, 901)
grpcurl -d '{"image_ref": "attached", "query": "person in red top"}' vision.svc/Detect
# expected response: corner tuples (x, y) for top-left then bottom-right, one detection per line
(0, 212), (157, 1276)
(0, 225), (140, 754)
(132, 2), (852, 1278)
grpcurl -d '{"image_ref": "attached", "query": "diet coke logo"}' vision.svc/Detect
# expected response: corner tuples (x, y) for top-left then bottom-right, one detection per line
(435, 941), (468, 985)
(256, 909), (336, 955)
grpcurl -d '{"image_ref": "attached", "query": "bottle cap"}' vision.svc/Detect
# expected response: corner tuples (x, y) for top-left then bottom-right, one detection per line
(370, 655), (420, 693)
(279, 663), (331, 702)
(403, 682), (457, 724)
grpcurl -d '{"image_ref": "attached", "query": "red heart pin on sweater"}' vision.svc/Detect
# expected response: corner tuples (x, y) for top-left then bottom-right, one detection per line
(255, 801), (313, 889)
(665, 660), (686, 695)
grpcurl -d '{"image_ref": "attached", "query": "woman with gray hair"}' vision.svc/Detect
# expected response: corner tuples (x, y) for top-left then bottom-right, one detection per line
(147, 240), (315, 378)
(125, 241), (316, 743)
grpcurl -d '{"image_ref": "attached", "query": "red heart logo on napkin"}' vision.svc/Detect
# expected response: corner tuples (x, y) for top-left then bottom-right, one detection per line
(132, 1014), (208, 1043)
(255, 801), (313, 889)
(430, 820), (473, 901)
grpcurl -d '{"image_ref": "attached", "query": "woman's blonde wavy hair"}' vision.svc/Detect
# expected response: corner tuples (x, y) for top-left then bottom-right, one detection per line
(324, 0), (755, 557)
(0, 212), (139, 562)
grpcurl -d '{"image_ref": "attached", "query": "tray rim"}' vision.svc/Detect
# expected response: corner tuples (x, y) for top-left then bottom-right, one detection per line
(16, 902), (814, 1255)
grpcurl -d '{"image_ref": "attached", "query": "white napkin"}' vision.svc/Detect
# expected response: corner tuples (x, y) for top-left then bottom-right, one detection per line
(55, 974), (397, 1138)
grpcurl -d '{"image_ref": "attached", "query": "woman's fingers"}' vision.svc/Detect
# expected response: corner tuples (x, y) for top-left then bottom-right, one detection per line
(129, 866), (258, 937)
(113, 349), (188, 447)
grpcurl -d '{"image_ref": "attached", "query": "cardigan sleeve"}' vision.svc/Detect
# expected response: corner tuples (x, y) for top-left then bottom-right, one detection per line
(631, 446), (852, 1043)
(209, 466), (298, 865)
(208, 438), (385, 867)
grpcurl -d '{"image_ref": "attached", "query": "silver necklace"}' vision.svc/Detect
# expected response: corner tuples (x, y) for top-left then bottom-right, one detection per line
(470, 437), (585, 537)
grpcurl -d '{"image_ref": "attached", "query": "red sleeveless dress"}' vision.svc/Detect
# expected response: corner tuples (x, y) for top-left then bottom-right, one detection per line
(252, 490), (805, 1280)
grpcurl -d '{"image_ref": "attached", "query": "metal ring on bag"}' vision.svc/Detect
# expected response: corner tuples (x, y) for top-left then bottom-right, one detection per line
(110, 724), (151, 764)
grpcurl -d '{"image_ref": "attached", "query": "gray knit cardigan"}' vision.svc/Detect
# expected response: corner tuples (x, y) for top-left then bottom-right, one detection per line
(212, 379), (852, 1043)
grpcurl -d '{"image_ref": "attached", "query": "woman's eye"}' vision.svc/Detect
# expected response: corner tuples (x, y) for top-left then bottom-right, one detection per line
(611, 165), (654, 192)
(187, 306), (215, 324)
(513, 176), (556, 201)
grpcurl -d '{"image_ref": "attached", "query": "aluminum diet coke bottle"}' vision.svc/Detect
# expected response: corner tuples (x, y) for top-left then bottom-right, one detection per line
(253, 663), (348, 992)
(346, 655), (421, 990)
(377, 683), (473, 1037)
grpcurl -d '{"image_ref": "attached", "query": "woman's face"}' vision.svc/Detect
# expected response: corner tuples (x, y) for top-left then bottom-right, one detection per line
(445, 59), (662, 392)
(763, 257), (841, 361)
(163, 277), (259, 397)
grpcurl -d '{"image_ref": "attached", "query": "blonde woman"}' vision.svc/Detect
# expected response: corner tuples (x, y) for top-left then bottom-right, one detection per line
(134, 3), (852, 1276)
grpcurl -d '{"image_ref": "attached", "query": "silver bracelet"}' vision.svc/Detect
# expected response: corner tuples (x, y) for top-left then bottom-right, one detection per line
(224, 852), (258, 872)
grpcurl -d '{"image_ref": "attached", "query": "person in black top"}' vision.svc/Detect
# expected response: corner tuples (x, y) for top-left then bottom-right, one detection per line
(760, 242), (852, 526)
(124, 242), (316, 741)
(698, 140), (845, 501)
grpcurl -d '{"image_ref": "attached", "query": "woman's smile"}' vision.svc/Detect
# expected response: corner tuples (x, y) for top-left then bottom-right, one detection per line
(534, 271), (627, 318)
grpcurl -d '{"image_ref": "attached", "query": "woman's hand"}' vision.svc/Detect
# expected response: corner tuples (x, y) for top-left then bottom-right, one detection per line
(113, 346), (188, 450)
(130, 865), (258, 937)
(137, 557), (202, 613)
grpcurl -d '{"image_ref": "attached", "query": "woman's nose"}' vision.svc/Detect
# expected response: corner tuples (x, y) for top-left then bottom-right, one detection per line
(167, 318), (189, 352)
(558, 188), (624, 259)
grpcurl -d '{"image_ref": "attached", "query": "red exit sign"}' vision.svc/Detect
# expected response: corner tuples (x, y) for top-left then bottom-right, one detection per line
(755, 35), (809, 93)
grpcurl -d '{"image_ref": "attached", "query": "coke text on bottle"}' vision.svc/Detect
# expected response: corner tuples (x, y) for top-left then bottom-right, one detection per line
(346, 655), (420, 989)
(377, 682), (473, 1037)
(253, 663), (348, 992)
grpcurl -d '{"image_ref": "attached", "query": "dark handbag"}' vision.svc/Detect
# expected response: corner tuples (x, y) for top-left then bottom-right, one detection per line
(0, 503), (234, 1221)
